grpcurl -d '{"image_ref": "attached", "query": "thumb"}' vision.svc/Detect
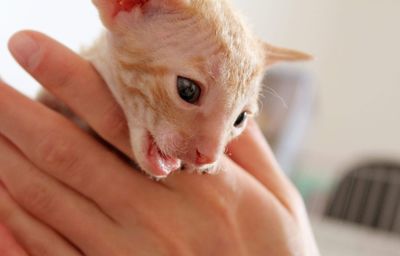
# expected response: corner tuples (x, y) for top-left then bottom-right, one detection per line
(227, 119), (302, 212)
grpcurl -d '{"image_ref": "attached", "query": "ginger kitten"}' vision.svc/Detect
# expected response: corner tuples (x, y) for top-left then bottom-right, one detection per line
(80, 0), (310, 178)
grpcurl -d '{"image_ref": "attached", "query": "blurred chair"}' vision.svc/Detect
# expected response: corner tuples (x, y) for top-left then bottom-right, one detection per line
(257, 65), (314, 175)
(325, 161), (400, 234)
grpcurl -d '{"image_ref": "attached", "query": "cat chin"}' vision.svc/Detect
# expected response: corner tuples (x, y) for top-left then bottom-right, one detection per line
(129, 127), (220, 178)
(179, 162), (219, 175)
(130, 128), (182, 178)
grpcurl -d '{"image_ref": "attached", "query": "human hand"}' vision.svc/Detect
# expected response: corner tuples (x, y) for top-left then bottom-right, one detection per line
(0, 31), (319, 256)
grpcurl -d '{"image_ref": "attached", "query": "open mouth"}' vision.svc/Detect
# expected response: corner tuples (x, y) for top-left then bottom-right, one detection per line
(146, 133), (182, 177)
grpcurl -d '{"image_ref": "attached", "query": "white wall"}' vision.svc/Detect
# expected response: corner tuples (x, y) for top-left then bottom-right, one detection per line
(1, 0), (399, 176)
(232, 0), (400, 176)
(0, 1), (102, 97)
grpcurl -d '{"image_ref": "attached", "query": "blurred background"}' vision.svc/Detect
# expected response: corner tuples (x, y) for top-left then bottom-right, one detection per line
(1, 1), (400, 255)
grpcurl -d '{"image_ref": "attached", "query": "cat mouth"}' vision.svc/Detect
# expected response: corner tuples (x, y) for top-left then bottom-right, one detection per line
(146, 133), (182, 177)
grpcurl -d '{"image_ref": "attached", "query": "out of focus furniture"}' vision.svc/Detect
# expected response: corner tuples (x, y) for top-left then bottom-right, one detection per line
(257, 65), (314, 175)
(325, 161), (400, 234)
(312, 218), (400, 256)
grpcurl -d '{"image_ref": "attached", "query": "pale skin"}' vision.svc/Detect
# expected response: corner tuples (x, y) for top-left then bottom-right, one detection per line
(0, 31), (320, 256)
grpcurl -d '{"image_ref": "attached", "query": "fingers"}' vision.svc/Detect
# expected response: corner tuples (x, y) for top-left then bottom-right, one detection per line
(0, 184), (81, 256)
(226, 119), (302, 212)
(0, 81), (163, 216)
(0, 223), (28, 256)
(8, 30), (131, 157)
(0, 135), (122, 255)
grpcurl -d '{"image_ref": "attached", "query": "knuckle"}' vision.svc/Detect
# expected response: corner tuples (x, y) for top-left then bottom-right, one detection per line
(36, 131), (79, 172)
(19, 182), (55, 215)
(36, 130), (90, 187)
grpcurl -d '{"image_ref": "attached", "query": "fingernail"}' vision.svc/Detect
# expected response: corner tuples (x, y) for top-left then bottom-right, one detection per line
(8, 33), (41, 71)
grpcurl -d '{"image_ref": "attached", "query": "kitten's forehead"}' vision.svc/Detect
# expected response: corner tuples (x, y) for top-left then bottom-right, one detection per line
(115, 0), (265, 97)
(189, 1), (265, 85)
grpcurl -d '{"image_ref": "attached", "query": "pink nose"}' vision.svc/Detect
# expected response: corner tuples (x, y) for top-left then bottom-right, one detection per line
(196, 150), (216, 165)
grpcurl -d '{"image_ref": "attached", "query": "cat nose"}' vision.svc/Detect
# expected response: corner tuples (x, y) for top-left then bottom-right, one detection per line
(196, 149), (216, 165)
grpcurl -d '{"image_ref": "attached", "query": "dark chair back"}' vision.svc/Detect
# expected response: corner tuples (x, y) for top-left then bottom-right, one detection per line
(325, 161), (400, 233)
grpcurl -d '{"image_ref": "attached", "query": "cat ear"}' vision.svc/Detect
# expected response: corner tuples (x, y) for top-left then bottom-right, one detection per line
(92, 0), (189, 29)
(263, 42), (312, 67)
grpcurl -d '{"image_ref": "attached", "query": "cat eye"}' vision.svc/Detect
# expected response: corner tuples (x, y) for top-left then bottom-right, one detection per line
(234, 112), (248, 127)
(177, 76), (201, 104)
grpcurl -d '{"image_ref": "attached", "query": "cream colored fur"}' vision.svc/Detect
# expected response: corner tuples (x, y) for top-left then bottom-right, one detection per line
(55, 0), (310, 177)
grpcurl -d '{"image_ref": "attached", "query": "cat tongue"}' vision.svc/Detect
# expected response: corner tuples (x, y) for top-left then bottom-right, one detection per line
(148, 142), (181, 177)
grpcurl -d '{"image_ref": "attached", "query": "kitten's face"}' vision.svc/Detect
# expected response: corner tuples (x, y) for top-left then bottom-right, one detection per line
(93, 0), (309, 177)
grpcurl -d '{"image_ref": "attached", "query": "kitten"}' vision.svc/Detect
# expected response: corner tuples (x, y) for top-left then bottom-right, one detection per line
(48, 0), (310, 178)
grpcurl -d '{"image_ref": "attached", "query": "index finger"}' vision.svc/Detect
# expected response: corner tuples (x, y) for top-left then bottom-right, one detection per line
(8, 30), (131, 157)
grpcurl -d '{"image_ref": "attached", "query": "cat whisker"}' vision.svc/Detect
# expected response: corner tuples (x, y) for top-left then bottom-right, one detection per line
(261, 85), (288, 109)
